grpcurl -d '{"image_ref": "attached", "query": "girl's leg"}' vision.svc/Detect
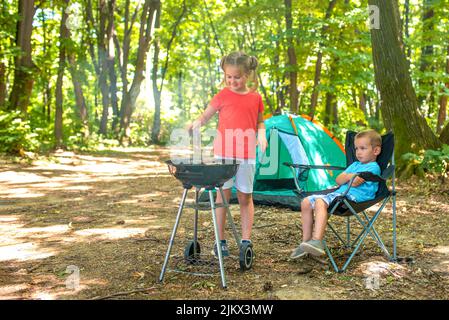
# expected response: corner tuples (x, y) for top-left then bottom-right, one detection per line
(215, 188), (232, 240)
(301, 198), (313, 242)
(312, 198), (329, 241)
(237, 191), (253, 240)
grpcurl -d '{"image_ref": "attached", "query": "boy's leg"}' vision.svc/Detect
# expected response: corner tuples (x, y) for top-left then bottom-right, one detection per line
(215, 188), (232, 240)
(237, 190), (253, 240)
(301, 198), (313, 242)
(312, 198), (329, 241)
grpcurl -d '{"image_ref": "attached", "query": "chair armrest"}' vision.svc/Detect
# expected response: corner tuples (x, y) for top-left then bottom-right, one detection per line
(359, 165), (395, 182)
(358, 171), (385, 182)
(283, 163), (346, 171)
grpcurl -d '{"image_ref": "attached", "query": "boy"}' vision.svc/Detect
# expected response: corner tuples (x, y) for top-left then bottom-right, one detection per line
(290, 129), (382, 259)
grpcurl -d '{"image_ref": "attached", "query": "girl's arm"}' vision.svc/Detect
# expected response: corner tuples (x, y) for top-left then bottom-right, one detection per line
(257, 112), (268, 153)
(187, 104), (218, 132)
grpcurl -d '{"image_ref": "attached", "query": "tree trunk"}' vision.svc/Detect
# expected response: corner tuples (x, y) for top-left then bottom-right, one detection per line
(309, 0), (337, 118)
(440, 121), (449, 144)
(106, 0), (119, 133)
(55, 0), (70, 149)
(67, 54), (89, 137)
(151, 36), (161, 144)
(40, 8), (51, 121)
(403, 0), (411, 58)
(437, 45), (449, 134)
(151, 0), (185, 144)
(368, 0), (441, 159)
(417, 0), (435, 110)
(120, 0), (160, 140)
(8, 0), (35, 114)
(0, 62), (6, 108)
(284, 0), (298, 114)
(359, 92), (368, 118)
(98, 0), (110, 135)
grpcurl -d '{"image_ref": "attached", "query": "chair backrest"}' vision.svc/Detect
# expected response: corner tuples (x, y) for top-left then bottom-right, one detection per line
(344, 131), (394, 198)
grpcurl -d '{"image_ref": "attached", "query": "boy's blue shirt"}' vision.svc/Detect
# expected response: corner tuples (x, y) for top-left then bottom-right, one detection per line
(335, 161), (381, 202)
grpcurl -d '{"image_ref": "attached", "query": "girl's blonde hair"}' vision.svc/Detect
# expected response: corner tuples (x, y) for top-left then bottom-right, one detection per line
(220, 51), (259, 91)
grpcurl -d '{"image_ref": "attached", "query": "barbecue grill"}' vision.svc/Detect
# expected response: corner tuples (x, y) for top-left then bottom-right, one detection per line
(159, 159), (254, 289)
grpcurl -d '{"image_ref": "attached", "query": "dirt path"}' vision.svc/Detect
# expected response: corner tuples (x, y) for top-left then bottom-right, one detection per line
(0, 148), (448, 300)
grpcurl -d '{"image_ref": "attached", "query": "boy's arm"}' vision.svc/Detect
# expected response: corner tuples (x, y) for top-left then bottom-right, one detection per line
(336, 172), (365, 187)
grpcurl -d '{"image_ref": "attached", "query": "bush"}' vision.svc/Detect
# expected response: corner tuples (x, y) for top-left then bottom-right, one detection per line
(401, 145), (449, 182)
(0, 110), (39, 154)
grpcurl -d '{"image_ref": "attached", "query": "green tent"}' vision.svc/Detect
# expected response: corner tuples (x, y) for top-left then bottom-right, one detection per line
(250, 113), (346, 210)
(200, 113), (346, 210)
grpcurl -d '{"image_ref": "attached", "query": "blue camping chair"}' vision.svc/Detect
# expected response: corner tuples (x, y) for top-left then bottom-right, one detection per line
(284, 131), (397, 272)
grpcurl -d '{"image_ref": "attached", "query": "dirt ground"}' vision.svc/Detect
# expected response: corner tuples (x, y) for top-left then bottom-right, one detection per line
(0, 147), (448, 300)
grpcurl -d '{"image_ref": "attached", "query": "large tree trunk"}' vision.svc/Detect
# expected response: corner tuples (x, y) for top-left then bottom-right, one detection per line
(368, 0), (441, 159)
(54, 0), (70, 149)
(8, 0), (35, 114)
(284, 0), (298, 114)
(308, 0), (337, 118)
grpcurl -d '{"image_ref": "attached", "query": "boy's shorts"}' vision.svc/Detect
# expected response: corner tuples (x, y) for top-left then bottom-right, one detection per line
(306, 191), (356, 209)
(218, 158), (256, 194)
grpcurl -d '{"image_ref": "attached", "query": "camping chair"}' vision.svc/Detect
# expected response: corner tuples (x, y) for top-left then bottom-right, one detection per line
(284, 131), (397, 272)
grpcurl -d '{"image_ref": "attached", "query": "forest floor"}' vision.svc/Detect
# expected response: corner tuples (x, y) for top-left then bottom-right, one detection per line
(0, 147), (448, 300)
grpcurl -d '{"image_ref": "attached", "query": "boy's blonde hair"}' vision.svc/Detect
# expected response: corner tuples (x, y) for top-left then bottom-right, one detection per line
(355, 129), (382, 148)
(220, 51), (259, 91)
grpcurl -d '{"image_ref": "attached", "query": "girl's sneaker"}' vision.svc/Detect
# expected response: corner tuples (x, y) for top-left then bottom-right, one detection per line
(213, 240), (229, 257)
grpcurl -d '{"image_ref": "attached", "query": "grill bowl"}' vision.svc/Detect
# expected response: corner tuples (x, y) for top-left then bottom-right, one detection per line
(166, 159), (239, 189)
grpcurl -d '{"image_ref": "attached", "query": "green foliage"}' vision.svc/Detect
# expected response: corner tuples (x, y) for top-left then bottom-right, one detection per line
(401, 145), (449, 181)
(0, 110), (39, 154)
(1, 0), (447, 157)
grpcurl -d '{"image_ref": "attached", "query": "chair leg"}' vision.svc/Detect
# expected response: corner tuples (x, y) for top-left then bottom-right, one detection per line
(359, 211), (391, 258)
(392, 193), (397, 261)
(323, 240), (341, 273)
(328, 222), (347, 246)
(326, 199), (391, 273)
(346, 217), (351, 248)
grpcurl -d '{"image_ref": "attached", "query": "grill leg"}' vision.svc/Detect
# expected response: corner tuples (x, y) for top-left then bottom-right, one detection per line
(159, 188), (189, 283)
(193, 188), (199, 256)
(218, 187), (241, 245)
(209, 189), (227, 289)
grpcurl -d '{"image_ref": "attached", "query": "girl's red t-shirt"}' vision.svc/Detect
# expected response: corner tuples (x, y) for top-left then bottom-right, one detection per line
(210, 87), (264, 159)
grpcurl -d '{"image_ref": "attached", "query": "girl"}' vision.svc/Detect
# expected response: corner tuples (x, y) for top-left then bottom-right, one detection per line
(188, 51), (268, 257)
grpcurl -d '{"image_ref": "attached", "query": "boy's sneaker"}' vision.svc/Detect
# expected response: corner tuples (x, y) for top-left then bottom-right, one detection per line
(290, 245), (308, 260)
(213, 240), (229, 257)
(299, 239), (325, 257)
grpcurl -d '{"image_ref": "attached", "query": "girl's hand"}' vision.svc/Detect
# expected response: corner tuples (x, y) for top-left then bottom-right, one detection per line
(257, 134), (268, 153)
(186, 119), (202, 135)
